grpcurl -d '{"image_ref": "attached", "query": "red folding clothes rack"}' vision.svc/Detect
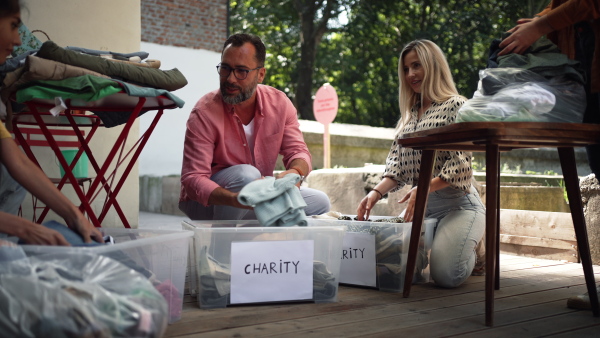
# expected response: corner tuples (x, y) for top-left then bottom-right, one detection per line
(11, 90), (178, 228)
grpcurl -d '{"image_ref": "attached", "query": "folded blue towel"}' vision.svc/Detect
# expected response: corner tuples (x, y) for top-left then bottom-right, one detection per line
(237, 175), (307, 227)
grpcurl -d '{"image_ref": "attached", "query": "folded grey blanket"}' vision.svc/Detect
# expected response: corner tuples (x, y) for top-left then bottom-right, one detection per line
(36, 41), (187, 91)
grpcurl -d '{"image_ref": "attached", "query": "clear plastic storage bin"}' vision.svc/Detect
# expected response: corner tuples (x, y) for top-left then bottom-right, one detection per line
(309, 217), (436, 292)
(20, 228), (193, 323)
(183, 220), (345, 309)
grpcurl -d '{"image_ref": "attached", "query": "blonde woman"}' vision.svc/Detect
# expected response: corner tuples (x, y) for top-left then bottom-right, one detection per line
(356, 39), (485, 288)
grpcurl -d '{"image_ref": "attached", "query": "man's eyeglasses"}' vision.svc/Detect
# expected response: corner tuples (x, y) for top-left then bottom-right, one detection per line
(216, 63), (263, 80)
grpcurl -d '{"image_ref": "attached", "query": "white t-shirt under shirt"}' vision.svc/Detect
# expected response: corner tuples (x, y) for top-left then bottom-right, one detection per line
(242, 118), (255, 162)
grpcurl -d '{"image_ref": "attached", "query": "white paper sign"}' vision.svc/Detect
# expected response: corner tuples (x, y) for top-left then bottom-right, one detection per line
(340, 232), (377, 287)
(230, 240), (314, 304)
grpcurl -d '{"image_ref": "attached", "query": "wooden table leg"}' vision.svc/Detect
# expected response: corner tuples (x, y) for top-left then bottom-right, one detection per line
(495, 148), (501, 290)
(403, 149), (436, 298)
(485, 143), (500, 326)
(557, 147), (599, 317)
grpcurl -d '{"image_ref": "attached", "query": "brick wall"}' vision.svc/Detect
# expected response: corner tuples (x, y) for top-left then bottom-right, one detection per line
(141, 0), (228, 52)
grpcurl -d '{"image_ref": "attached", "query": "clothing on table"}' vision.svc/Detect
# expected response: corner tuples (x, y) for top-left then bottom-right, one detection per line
(35, 41), (187, 92)
(457, 67), (586, 123)
(0, 50), (35, 84)
(237, 174), (307, 227)
(1, 40), (185, 127)
(489, 34), (584, 84)
(179, 84), (313, 207)
(65, 46), (150, 61)
(178, 164), (330, 220)
(11, 75), (185, 128)
(16, 74), (122, 103)
(383, 95), (473, 193)
(1, 55), (110, 121)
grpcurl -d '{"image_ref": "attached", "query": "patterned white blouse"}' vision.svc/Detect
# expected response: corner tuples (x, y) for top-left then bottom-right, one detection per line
(383, 95), (473, 192)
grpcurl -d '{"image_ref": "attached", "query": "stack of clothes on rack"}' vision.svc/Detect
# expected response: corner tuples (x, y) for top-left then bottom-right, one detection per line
(0, 40), (187, 128)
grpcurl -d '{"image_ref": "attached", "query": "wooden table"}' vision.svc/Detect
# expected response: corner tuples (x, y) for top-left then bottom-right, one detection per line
(396, 122), (600, 326)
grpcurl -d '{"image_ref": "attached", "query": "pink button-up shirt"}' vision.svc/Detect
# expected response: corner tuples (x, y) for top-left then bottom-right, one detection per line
(179, 84), (312, 206)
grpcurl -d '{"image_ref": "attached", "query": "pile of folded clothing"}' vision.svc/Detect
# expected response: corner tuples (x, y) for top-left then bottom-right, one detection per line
(1, 40), (187, 128)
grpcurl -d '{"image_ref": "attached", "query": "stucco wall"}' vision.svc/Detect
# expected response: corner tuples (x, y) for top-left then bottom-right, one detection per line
(137, 42), (220, 177)
(19, 0), (142, 227)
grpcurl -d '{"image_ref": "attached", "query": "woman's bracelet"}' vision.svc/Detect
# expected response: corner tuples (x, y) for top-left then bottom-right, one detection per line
(371, 188), (384, 199)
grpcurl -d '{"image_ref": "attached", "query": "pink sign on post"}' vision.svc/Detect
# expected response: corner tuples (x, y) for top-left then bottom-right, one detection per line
(313, 84), (338, 169)
(313, 84), (338, 124)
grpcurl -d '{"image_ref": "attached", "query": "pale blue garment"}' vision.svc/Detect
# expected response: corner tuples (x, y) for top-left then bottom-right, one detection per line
(237, 174), (307, 227)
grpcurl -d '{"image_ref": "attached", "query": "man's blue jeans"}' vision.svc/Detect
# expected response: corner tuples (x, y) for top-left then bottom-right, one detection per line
(179, 164), (331, 220)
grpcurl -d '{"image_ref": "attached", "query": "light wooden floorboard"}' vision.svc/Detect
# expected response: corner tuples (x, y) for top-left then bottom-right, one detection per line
(165, 254), (600, 337)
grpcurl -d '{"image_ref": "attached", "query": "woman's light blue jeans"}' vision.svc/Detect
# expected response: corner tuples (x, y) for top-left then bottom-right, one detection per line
(426, 185), (486, 288)
(179, 164), (331, 220)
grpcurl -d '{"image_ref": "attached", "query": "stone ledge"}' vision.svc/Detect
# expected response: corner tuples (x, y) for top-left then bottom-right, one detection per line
(139, 169), (599, 264)
(298, 120), (592, 176)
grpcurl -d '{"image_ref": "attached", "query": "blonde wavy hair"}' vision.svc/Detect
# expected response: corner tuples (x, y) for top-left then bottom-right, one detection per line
(395, 39), (463, 135)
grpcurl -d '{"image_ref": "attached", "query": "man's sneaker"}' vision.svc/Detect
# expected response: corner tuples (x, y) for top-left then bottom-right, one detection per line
(566, 284), (600, 310)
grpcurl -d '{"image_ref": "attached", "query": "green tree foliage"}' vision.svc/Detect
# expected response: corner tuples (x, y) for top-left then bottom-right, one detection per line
(230, 0), (549, 127)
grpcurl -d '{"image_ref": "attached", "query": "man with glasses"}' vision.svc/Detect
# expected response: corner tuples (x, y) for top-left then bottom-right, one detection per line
(179, 33), (331, 221)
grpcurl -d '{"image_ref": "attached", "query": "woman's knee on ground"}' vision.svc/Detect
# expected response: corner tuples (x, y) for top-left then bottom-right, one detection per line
(430, 252), (475, 288)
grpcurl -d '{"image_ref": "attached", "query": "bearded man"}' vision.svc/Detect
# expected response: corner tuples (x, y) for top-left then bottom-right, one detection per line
(179, 33), (330, 220)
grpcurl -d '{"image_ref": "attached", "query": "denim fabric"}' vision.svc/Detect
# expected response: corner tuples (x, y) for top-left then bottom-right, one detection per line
(179, 164), (330, 221)
(426, 186), (486, 288)
(0, 164), (26, 216)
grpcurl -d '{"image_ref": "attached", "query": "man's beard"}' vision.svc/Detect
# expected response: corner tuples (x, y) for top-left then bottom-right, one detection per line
(221, 81), (258, 105)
